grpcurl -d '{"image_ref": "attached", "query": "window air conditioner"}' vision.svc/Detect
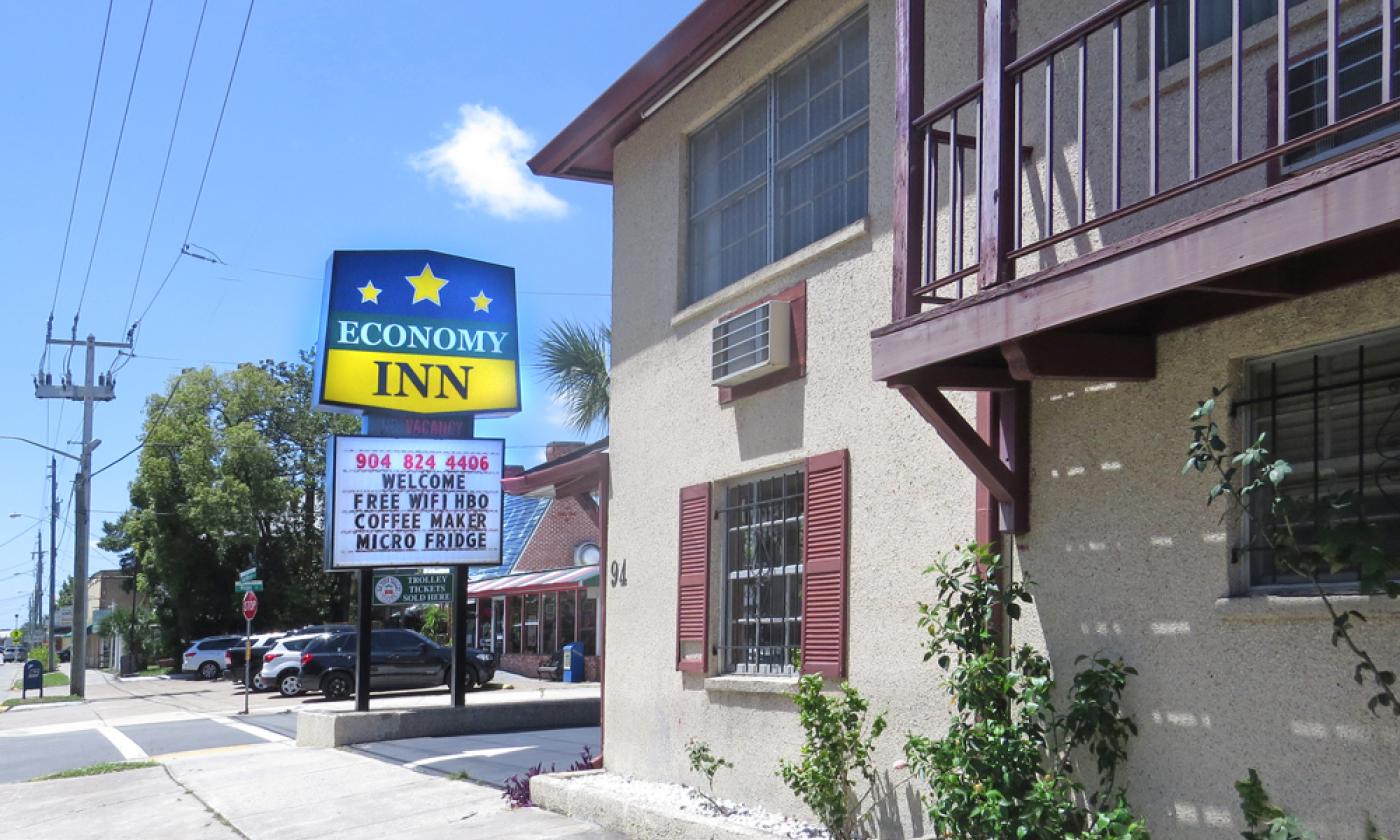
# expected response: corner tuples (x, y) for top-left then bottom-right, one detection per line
(711, 299), (791, 387)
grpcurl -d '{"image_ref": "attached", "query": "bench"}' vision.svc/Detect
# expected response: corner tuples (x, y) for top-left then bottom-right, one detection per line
(537, 650), (563, 681)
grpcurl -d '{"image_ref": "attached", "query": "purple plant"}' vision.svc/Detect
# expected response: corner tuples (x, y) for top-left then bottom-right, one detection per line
(501, 745), (597, 808)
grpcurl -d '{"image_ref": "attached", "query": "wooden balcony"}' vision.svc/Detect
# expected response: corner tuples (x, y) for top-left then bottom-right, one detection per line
(875, 0), (1400, 386)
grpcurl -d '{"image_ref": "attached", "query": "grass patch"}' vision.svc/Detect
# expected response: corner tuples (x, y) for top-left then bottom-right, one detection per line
(8, 671), (70, 692)
(30, 761), (158, 781)
(134, 665), (167, 677)
(447, 770), (475, 782)
(2, 693), (79, 709)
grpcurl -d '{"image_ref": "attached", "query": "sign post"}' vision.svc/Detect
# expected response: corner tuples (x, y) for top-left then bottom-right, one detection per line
(313, 250), (520, 712)
(240, 591), (258, 716)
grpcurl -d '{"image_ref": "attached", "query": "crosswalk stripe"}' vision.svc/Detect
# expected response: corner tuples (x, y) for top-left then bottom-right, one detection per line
(210, 715), (291, 743)
(97, 725), (149, 761)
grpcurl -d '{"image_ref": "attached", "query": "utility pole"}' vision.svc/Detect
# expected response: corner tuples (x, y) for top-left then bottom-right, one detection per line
(31, 532), (43, 637)
(48, 457), (57, 673)
(35, 333), (128, 697)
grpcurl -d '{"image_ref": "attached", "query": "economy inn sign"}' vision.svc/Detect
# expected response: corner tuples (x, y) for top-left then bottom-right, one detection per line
(314, 250), (521, 416)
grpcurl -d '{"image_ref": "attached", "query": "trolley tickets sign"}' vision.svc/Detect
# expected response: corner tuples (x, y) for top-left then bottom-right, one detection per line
(327, 435), (505, 569)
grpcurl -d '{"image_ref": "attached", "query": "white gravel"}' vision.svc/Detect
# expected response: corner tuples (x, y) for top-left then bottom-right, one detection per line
(561, 770), (830, 839)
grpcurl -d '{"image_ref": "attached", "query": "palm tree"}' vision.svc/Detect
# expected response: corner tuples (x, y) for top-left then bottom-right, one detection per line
(536, 320), (610, 435)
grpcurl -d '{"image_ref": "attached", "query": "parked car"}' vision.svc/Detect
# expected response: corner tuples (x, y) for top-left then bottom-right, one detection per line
(259, 632), (338, 697)
(225, 633), (286, 687)
(58, 647), (71, 663)
(2, 644), (22, 662)
(181, 635), (244, 679)
(299, 629), (497, 700)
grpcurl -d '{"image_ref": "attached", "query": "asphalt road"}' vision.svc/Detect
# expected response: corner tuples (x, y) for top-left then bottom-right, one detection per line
(1, 669), (599, 787)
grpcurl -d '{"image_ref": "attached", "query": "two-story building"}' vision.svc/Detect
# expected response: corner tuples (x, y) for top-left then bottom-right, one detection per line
(532, 0), (1400, 836)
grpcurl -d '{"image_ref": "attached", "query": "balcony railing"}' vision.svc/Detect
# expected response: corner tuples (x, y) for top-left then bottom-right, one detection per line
(893, 0), (1400, 321)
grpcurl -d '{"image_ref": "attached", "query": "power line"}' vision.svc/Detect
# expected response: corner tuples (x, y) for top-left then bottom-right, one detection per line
(71, 0), (156, 331)
(91, 375), (184, 478)
(134, 0), (257, 331)
(44, 0), (116, 334)
(120, 0), (210, 337)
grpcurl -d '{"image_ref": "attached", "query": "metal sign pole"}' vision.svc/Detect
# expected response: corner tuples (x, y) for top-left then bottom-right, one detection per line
(243, 617), (251, 716)
(355, 568), (372, 711)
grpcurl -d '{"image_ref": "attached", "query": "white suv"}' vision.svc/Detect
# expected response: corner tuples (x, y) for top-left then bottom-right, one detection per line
(181, 635), (243, 680)
(260, 633), (332, 697)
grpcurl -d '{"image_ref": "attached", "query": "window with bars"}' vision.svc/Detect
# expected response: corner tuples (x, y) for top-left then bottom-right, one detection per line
(1156, 0), (1305, 69)
(1282, 13), (1400, 167)
(686, 11), (868, 306)
(1240, 330), (1400, 589)
(720, 470), (804, 674)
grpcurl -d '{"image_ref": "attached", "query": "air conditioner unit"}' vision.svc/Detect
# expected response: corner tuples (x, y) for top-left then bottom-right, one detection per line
(711, 299), (791, 387)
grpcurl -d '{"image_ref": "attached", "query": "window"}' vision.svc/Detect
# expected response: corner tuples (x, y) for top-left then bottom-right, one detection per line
(686, 11), (868, 304)
(1156, 0), (1304, 68)
(720, 470), (804, 675)
(574, 542), (600, 567)
(542, 593), (557, 655)
(1282, 14), (1400, 167)
(559, 591), (577, 649)
(579, 590), (598, 656)
(524, 593), (540, 654)
(508, 595), (522, 653)
(1241, 330), (1400, 590)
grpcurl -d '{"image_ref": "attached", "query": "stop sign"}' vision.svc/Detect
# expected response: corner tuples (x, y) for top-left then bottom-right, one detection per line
(241, 591), (258, 621)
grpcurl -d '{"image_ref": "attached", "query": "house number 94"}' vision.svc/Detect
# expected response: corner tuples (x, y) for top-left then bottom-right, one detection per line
(609, 559), (628, 587)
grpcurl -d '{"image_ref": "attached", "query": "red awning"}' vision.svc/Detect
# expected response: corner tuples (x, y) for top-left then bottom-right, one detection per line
(467, 566), (600, 598)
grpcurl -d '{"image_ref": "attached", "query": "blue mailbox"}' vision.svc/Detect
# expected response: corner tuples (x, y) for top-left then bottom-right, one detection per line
(22, 660), (43, 697)
(561, 642), (585, 683)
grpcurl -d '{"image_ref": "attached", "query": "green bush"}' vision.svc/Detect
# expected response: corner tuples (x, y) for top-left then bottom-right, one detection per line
(778, 674), (886, 840)
(903, 544), (1147, 840)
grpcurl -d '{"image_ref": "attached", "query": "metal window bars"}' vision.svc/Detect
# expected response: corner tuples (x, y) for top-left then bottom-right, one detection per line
(1234, 333), (1400, 588)
(719, 471), (805, 675)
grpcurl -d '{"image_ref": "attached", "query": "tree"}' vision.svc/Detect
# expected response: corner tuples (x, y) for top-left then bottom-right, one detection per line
(536, 321), (610, 434)
(102, 351), (359, 655)
(56, 577), (73, 608)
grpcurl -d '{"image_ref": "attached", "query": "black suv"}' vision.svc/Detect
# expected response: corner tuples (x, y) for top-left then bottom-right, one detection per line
(297, 629), (497, 700)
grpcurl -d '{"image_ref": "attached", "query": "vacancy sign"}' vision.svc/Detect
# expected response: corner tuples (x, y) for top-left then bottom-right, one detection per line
(327, 435), (505, 569)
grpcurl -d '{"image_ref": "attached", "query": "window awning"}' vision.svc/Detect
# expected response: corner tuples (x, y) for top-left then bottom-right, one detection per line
(467, 565), (599, 597)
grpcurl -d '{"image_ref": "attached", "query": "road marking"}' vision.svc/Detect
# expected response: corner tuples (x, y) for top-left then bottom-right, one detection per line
(403, 745), (533, 769)
(149, 741), (291, 762)
(97, 725), (149, 761)
(209, 715), (292, 743)
(0, 710), (200, 738)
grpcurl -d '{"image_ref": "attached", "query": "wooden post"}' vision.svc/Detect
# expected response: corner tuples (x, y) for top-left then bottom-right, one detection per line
(979, 0), (1017, 291)
(893, 0), (925, 320)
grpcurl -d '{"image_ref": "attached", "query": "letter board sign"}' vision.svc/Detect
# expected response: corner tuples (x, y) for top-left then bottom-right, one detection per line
(314, 250), (521, 417)
(326, 435), (505, 569)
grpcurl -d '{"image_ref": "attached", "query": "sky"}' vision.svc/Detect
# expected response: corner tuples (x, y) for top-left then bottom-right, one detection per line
(0, 0), (694, 624)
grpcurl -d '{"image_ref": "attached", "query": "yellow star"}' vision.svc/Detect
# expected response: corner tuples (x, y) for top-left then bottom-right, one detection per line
(357, 280), (382, 304)
(470, 290), (493, 313)
(405, 264), (448, 306)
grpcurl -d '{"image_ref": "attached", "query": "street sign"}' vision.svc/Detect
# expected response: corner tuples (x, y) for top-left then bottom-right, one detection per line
(56, 606), (73, 627)
(8, 629), (20, 643)
(241, 591), (258, 621)
(313, 250), (522, 417)
(238, 567), (257, 582)
(325, 435), (505, 569)
(234, 580), (264, 592)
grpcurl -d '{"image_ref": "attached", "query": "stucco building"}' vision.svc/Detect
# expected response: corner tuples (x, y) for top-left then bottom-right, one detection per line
(532, 0), (1400, 836)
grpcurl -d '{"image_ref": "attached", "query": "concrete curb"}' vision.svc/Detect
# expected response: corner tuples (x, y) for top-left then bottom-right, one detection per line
(295, 695), (600, 747)
(531, 771), (787, 840)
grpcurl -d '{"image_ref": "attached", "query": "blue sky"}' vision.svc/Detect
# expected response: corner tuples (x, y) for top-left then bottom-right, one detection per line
(0, 1), (692, 621)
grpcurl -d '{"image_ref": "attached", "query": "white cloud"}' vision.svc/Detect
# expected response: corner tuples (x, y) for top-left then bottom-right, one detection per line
(412, 104), (567, 220)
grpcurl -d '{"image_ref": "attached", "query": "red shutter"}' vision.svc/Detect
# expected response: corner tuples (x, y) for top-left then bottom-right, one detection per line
(676, 482), (711, 673)
(801, 450), (849, 679)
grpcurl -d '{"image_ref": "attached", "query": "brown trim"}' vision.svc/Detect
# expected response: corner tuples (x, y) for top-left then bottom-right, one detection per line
(800, 449), (849, 679)
(1001, 332), (1156, 381)
(717, 281), (807, 404)
(529, 0), (783, 183)
(892, 0), (925, 320)
(871, 137), (1400, 379)
(676, 482), (711, 674)
(502, 450), (609, 497)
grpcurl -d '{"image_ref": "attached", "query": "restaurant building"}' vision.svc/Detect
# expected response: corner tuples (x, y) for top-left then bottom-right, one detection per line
(532, 0), (1400, 836)
(466, 442), (606, 680)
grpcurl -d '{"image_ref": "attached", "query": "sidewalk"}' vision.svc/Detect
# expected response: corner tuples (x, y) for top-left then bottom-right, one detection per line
(0, 740), (620, 839)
